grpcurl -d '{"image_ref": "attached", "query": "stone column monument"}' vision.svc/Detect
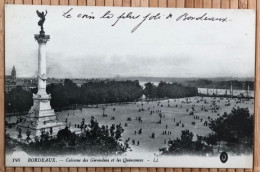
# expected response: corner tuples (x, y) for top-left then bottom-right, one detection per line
(18, 10), (65, 137)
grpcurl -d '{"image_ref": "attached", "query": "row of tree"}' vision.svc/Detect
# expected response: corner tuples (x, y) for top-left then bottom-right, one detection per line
(47, 79), (144, 111)
(144, 82), (198, 99)
(6, 79), (198, 113)
(5, 79), (143, 113)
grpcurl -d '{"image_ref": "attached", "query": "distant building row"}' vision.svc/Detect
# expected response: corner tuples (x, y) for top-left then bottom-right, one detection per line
(5, 66), (89, 92)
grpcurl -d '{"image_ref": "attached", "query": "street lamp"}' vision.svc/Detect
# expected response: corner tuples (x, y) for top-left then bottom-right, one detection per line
(141, 101), (144, 111)
(102, 106), (106, 117)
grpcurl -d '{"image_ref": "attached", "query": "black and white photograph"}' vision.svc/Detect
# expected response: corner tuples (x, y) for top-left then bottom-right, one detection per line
(4, 5), (255, 168)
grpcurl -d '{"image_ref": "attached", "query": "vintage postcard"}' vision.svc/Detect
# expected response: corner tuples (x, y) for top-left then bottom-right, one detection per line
(5, 5), (255, 168)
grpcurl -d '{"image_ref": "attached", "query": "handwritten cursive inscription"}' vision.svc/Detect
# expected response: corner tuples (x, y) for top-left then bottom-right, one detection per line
(62, 8), (229, 33)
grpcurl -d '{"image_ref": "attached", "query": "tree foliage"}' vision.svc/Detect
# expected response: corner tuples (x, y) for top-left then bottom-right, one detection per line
(80, 80), (143, 105)
(144, 82), (198, 99)
(162, 107), (254, 155)
(47, 79), (80, 110)
(21, 117), (126, 155)
(161, 129), (210, 155)
(47, 79), (143, 110)
(5, 87), (33, 113)
(206, 107), (253, 148)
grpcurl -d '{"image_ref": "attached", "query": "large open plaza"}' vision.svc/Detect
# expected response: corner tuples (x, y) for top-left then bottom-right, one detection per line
(6, 96), (254, 155)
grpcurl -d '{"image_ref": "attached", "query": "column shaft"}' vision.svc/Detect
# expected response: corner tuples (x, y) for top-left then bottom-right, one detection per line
(37, 43), (47, 95)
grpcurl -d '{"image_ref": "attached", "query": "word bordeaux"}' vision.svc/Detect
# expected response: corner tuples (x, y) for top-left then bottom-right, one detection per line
(28, 158), (56, 162)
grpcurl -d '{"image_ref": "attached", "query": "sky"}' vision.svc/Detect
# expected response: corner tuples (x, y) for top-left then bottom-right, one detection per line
(5, 5), (256, 79)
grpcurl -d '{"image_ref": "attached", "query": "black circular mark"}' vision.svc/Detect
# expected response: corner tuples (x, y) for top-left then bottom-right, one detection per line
(220, 152), (228, 163)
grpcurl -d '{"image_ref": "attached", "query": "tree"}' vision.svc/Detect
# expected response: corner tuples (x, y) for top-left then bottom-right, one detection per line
(160, 129), (212, 155)
(206, 107), (253, 151)
(57, 126), (77, 147)
(110, 124), (115, 137)
(5, 87), (33, 113)
(26, 129), (31, 143)
(17, 128), (22, 141)
(203, 133), (217, 146)
(6, 133), (16, 153)
(144, 82), (157, 99)
(180, 130), (194, 148)
(115, 124), (124, 140)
